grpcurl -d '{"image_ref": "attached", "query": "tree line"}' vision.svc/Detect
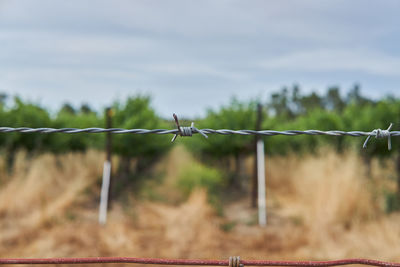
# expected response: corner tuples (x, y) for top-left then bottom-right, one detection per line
(0, 85), (399, 159)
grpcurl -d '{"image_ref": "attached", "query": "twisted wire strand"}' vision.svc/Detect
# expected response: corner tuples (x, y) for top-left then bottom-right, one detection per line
(1, 257), (400, 266)
(0, 127), (399, 137)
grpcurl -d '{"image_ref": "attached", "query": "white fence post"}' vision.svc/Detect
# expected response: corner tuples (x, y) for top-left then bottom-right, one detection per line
(257, 139), (267, 226)
(99, 160), (111, 225)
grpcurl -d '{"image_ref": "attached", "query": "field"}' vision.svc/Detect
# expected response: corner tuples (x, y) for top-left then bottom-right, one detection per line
(1, 146), (400, 266)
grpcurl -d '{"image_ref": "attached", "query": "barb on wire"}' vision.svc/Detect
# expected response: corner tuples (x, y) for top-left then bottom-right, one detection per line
(1, 256), (400, 266)
(171, 113), (208, 142)
(363, 123), (393, 150)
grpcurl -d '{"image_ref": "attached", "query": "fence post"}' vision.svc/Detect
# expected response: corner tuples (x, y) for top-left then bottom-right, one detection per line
(252, 103), (263, 208)
(257, 139), (267, 226)
(106, 107), (113, 207)
(99, 107), (113, 225)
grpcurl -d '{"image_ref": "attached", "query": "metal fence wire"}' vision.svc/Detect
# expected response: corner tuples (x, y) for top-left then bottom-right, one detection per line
(1, 256), (400, 266)
(0, 114), (398, 149)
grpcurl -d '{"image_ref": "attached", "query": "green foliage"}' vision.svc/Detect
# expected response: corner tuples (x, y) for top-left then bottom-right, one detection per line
(111, 96), (171, 159)
(262, 85), (400, 156)
(4, 97), (52, 152)
(0, 103), (10, 148)
(342, 99), (400, 156)
(177, 162), (224, 197)
(50, 107), (103, 153)
(0, 86), (398, 160)
(220, 221), (237, 232)
(0, 95), (172, 161)
(185, 97), (257, 158)
(266, 109), (345, 154)
(385, 192), (400, 213)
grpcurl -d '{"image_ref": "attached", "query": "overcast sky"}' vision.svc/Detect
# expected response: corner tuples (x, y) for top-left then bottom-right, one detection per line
(1, 0), (399, 117)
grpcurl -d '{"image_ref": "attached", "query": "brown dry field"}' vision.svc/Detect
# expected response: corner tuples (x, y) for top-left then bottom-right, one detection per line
(1, 146), (400, 266)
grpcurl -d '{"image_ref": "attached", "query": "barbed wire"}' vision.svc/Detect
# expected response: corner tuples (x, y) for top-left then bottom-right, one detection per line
(1, 256), (400, 266)
(0, 115), (397, 149)
(2, 126), (399, 137)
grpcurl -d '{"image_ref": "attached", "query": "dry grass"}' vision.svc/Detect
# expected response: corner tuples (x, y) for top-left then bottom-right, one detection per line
(0, 147), (400, 266)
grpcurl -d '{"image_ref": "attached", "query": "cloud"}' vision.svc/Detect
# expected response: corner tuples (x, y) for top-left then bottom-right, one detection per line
(0, 0), (400, 116)
(259, 49), (400, 76)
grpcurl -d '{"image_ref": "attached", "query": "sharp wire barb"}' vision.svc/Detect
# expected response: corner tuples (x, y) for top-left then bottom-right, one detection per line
(363, 123), (393, 150)
(171, 114), (208, 142)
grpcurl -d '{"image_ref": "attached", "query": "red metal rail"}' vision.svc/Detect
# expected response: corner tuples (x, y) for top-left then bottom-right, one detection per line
(1, 257), (400, 266)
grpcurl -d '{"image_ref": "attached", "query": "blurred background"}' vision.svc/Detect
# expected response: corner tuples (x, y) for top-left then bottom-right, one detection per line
(1, 0), (400, 265)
